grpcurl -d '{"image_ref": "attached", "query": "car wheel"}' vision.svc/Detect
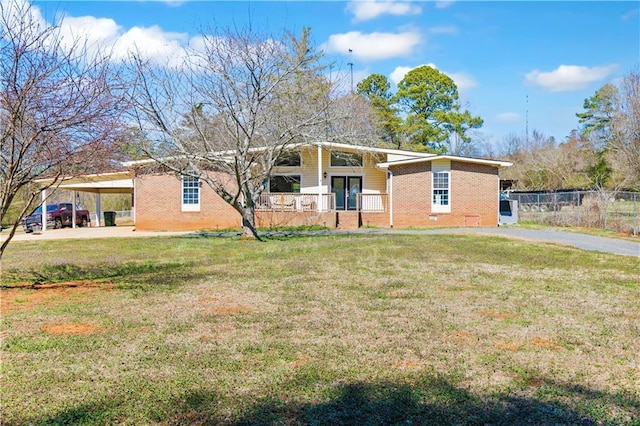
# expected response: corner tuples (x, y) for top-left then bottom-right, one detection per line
(54, 218), (63, 229)
(81, 217), (88, 227)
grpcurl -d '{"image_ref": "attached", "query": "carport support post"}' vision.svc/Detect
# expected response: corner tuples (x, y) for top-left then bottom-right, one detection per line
(72, 191), (77, 228)
(41, 189), (46, 232)
(95, 192), (101, 227)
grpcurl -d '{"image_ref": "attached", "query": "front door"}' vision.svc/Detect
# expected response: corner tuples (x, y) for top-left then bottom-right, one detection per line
(331, 176), (362, 210)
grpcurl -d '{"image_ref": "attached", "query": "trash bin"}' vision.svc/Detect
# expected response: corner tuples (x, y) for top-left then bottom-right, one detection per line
(103, 211), (116, 227)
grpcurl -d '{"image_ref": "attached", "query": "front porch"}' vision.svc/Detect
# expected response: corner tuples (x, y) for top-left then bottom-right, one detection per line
(254, 192), (390, 229)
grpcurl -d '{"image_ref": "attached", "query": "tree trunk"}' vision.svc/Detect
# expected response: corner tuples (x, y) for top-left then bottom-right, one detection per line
(241, 207), (261, 240)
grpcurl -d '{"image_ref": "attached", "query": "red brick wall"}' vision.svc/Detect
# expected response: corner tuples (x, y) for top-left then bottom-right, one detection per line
(134, 173), (241, 231)
(359, 212), (389, 228)
(256, 211), (336, 228)
(133, 161), (501, 231)
(451, 162), (500, 227)
(390, 161), (500, 228)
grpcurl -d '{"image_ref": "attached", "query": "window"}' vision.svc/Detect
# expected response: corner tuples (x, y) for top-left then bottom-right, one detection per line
(431, 161), (451, 213)
(182, 176), (200, 212)
(330, 151), (362, 167)
(275, 151), (301, 167)
(270, 175), (301, 193)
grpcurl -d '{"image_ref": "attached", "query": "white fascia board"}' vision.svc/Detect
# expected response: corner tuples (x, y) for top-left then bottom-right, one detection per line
(121, 143), (440, 168)
(35, 171), (134, 185)
(378, 155), (513, 170)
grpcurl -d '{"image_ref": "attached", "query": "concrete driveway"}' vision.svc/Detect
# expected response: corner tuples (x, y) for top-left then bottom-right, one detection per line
(2, 225), (638, 257)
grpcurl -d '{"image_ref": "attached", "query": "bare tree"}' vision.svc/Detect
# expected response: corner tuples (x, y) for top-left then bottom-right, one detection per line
(610, 69), (640, 190)
(129, 26), (375, 239)
(0, 1), (126, 262)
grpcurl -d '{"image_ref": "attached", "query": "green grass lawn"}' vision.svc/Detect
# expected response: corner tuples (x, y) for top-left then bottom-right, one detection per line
(1, 234), (639, 425)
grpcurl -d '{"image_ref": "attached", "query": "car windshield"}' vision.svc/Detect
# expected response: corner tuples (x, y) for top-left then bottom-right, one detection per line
(31, 205), (58, 214)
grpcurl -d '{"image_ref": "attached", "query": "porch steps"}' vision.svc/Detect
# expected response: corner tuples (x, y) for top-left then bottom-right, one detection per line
(336, 211), (360, 230)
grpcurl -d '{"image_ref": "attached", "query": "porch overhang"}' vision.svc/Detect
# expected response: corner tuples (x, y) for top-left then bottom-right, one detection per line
(35, 171), (134, 194)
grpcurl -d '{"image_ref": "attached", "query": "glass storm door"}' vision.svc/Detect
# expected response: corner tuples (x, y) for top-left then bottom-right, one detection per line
(331, 176), (362, 210)
(331, 176), (346, 210)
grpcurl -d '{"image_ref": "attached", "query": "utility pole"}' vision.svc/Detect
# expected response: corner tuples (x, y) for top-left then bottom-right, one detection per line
(348, 48), (354, 93)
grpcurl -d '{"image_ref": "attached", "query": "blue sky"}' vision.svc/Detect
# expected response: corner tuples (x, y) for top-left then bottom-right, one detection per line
(22, 0), (640, 148)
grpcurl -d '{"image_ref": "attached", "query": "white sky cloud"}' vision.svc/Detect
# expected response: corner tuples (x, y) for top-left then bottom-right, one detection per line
(524, 64), (618, 92)
(56, 12), (197, 66)
(389, 64), (477, 91)
(447, 72), (477, 90)
(347, 0), (422, 22)
(323, 30), (421, 62)
(0, 1), (196, 66)
(390, 66), (417, 84)
(112, 26), (190, 65)
(58, 15), (121, 52)
(1, 0), (47, 34)
(496, 112), (521, 122)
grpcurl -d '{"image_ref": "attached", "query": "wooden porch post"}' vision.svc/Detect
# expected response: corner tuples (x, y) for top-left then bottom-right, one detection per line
(317, 145), (323, 212)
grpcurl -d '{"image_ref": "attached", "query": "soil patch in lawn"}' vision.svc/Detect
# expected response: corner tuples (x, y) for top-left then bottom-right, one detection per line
(480, 309), (517, 320)
(1, 281), (113, 314)
(42, 322), (103, 335)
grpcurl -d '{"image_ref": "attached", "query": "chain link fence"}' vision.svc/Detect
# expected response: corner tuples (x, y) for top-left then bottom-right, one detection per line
(508, 190), (640, 236)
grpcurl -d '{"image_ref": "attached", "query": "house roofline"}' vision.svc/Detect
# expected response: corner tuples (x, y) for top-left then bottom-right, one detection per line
(121, 142), (438, 167)
(301, 141), (438, 158)
(377, 155), (513, 170)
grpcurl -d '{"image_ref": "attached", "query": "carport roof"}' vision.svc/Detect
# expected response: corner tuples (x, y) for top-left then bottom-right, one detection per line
(35, 170), (134, 194)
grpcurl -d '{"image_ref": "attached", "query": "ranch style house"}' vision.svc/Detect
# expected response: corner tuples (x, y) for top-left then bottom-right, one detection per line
(34, 142), (512, 231)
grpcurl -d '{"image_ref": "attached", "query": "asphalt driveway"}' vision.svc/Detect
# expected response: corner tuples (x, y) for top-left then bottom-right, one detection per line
(361, 227), (640, 257)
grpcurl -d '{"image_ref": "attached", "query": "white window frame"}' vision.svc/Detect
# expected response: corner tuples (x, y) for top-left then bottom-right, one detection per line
(182, 176), (200, 212)
(431, 160), (451, 213)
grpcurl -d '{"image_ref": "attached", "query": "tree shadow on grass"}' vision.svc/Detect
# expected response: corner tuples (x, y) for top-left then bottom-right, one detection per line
(225, 375), (638, 426)
(12, 373), (639, 425)
(2, 260), (204, 289)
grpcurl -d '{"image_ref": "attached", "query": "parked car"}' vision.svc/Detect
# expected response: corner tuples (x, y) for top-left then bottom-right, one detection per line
(22, 203), (91, 232)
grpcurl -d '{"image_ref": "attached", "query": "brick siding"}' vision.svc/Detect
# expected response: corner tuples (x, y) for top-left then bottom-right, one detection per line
(133, 160), (501, 231)
(390, 161), (500, 228)
(134, 173), (240, 231)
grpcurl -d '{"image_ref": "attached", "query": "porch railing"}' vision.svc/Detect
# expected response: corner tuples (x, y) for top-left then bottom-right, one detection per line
(255, 193), (335, 212)
(357, 193), (388, 212)
(255, 193), (389, 213)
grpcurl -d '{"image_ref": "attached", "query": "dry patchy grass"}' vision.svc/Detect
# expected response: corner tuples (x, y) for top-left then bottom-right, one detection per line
(1, 234), (639, 425)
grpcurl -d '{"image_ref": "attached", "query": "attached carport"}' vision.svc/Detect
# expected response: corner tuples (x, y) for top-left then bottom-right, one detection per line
(35, 171), (134, 232)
